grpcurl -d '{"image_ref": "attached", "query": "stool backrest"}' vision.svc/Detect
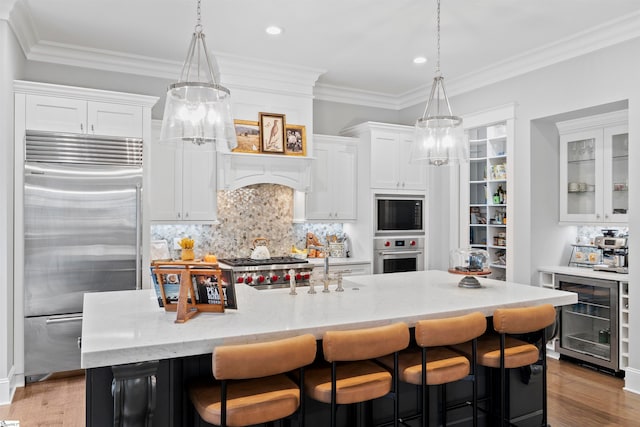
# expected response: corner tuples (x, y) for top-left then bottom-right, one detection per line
(493, 304), (556, 334)
(323, 322), (410, 362)
(212, 334), (317, 380)
(415, 311), (487, 347)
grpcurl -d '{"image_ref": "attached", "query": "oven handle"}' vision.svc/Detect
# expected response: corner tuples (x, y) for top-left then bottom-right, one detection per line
(378, 250), (423, 256)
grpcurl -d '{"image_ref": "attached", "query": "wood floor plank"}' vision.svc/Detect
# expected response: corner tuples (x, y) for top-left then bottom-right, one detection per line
(2, 359), (640, 425)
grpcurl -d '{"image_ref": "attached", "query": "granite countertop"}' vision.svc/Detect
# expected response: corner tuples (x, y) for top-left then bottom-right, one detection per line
(538, 265), (629, 281)
(81, 270), (576, 369)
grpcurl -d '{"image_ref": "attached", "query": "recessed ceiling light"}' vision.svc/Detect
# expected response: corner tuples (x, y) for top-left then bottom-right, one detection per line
(265, 26), (283, 35)
(413, 56), (427, 64)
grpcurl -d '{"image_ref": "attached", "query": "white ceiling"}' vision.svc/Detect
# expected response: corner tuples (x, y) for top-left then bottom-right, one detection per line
(8, 0), (640, 107)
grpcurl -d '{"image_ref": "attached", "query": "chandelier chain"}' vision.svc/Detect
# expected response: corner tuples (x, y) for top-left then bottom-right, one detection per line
(196, 0), (202, 31)
(436, 0), (441, 74)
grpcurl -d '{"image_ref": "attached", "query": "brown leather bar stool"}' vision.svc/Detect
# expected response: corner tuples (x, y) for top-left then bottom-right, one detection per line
(304, 322), (410, 427)
(455, 304), (556, 427)
(378, 311), (487, 427)
(188, 334), (317, 427)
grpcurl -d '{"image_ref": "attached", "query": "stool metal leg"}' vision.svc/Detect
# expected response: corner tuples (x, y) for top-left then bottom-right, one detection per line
(331, 362), (337, 427)
(500, 333), (506, 427)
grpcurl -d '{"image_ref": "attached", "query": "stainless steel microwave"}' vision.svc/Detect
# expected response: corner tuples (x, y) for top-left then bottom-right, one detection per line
(374, 195), (424, 235)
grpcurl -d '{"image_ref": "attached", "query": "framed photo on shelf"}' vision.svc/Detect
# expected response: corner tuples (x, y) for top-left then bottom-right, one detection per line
(259, 112), (286, 154)
(284, 124), (307, 156)
(233, 120), (261, 153)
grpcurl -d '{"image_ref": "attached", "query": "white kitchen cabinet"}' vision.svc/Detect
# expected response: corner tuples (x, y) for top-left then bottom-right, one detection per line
(25, 94), (143, 137)
(369, 128), (426, 190)
(557, 110), (628, 224)
(150, 138), (217, 222)
(306, 135), (358, 221)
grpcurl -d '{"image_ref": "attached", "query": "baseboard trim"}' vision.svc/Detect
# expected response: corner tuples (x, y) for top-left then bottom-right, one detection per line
(624, 367), (640, 395)
(0, 366), (18, 405)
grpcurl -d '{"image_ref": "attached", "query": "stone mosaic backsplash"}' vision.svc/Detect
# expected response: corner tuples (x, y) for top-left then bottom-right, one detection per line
(151, 184), (344, 259)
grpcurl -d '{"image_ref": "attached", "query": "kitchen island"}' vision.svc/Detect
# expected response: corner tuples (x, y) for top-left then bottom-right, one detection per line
(82, 270), (576, 426)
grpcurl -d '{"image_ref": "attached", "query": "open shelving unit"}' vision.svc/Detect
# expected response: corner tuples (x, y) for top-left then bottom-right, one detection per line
(620, 281), (629, 370)
(466, 123), (509, 281)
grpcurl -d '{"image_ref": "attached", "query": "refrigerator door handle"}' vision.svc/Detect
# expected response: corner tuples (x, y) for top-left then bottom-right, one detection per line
(136, 183), (142, 290)
(45, 314), (83, 324)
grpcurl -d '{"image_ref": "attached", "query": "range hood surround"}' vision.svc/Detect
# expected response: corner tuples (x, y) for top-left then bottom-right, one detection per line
(217, 152), (313, 192)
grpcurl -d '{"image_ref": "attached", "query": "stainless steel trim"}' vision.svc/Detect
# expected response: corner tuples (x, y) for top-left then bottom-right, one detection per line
(26, 130), (143, 165)
(45, 314), (83, 324)
(378, 250), (423, 256)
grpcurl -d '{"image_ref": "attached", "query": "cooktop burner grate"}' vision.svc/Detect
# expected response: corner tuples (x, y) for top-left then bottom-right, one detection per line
(218, 257), (308, 267)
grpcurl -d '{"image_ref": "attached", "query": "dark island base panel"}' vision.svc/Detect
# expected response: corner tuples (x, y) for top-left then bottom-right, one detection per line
(86, 351), (546, 427)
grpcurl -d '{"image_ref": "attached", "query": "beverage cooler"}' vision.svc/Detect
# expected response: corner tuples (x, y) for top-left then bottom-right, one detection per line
(555, 274), (619, 372)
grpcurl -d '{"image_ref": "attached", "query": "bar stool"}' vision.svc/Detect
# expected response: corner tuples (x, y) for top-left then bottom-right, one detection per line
(456, 304), (556, 427)
(188, 334), (317, 427)
(378, 311), (486, 427)
(304, 322), (410, 427)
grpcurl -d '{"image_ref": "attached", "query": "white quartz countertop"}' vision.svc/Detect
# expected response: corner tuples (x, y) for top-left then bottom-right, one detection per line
(81, 270), (576, 369)
(538, 266), (629, 281)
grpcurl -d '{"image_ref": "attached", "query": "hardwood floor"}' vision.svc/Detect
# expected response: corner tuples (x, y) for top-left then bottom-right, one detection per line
(2, 359), (640, 426)
(0, 374), (84, 426)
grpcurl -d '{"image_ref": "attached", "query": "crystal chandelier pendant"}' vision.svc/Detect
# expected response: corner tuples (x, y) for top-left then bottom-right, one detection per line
(159, 1), (237, 151)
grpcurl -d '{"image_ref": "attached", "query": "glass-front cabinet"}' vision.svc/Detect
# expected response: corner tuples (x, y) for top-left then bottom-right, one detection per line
(557, 110), (628, 224)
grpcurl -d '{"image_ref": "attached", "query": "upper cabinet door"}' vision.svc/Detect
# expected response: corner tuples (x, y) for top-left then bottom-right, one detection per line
(603, 124), (628, 223)
(149, 140), (182, 221)
(25, 95), (87, 133)
(332, 142), (358, 220)
(560, 129), (604, 223)
(181, 143), (218, 222)
(370, 133), (400, 189)
(88, 102), (143, 138)
(397, 132), (426, 191)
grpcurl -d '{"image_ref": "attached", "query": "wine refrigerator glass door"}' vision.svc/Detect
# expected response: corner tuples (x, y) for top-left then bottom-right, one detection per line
(557, 274), (618, 371)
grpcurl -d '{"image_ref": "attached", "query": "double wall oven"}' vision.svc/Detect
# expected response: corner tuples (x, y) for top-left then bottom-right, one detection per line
(374, 194), (426, 274)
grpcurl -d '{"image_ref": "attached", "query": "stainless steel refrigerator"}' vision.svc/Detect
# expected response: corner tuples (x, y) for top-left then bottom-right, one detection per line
(23, 130), (142, 382)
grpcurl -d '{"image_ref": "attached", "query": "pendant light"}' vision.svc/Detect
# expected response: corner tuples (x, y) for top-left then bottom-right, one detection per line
(159, 0), (237, 151)
(412, 0), (467, 166)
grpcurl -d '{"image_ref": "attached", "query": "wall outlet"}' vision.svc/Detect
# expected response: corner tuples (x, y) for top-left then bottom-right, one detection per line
(173, 237), (182, 250)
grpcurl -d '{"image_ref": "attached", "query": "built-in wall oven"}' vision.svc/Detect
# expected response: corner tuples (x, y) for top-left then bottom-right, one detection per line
(374, 237), (425, 274)
(375, 194), (424, 236)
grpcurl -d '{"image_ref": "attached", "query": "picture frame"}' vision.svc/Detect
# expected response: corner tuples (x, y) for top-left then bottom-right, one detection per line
(259, 112), (286, 154)
(233, 120), (261, 153)
(284, 124), (307, 156)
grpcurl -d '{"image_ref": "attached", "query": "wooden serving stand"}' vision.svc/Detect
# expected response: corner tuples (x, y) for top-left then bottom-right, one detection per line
(152, 260), (224, 323)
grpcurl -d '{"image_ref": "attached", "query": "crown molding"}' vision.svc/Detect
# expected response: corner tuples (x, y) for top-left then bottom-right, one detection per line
(444, 10), (640, 100)
(8, 4), (640, 109)
(0, 0), (19, 20)
(14, 79), (159, 107)
(313, 83), (401, 110)
(318, 10), (640, 111)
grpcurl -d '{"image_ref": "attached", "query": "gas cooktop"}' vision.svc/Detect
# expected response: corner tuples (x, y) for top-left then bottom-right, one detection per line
(218, 257), (309, 267)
